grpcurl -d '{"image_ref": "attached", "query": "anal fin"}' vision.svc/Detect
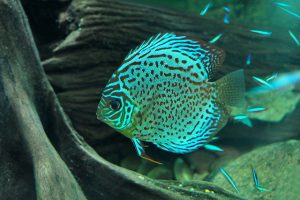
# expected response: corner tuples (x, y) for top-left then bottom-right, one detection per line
(131, 138), (162, 165)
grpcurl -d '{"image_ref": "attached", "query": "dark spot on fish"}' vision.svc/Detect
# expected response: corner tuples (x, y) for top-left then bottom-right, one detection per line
(128, 78), (136, 83)
(192, 73), (199, 78)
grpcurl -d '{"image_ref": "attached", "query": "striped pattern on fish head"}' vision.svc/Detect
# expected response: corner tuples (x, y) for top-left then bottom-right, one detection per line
(96, 72), (139, 138)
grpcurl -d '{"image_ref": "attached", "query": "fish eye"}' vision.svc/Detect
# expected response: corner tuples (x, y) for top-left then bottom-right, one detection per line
(109, 99), (121, 111)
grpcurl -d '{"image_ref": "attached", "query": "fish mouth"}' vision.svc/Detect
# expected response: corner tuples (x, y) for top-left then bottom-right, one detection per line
(96, 108), (106, 121)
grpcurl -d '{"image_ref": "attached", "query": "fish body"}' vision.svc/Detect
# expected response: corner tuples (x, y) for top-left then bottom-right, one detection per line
(219, 167), (239, 193)
(97, 33), (246, 154)
(251, 166), (271, 192)
(200, 3), (212, 16)
(250, 30), (272, 36)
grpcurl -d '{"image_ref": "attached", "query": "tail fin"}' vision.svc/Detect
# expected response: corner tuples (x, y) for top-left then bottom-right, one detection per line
(216, 69), (246, 108)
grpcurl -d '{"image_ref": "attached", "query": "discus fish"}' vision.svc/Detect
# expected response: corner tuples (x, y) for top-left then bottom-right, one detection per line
(251, 166), (271, 192)
(96, 33), (246, 161)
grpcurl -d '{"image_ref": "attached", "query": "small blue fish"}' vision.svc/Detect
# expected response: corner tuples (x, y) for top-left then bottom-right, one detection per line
(251, 166), (271, 192)
(200, 3), (212, 16)
(233, 115), (252, 127)
(224, 14), (230, 24)
(219, 167), (239, 193)
(247, 107), (267, 113)
(224, 6), (231, 13)
(211, 136), (219, 141)
(288, 30), (300, 46)
(273, 2), (290, 7)
(246, 53), (252, 65)
(250, 30), (272, 36)
(252, 76), (273, 88)
(204, 144), (224, 152)
(209, 33), (223, 44)
(250, 71), (300, 93)
(278, 6), (300, 19)
(233, 115), (248, 120)
(266, 73), (278, 82)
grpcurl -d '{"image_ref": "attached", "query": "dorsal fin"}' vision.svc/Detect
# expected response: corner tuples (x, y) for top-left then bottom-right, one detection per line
(201, 40), (225, 79)
(123, 33), (225, 79)
(124, 33), (182, 61)
(185, 35), (225, 79)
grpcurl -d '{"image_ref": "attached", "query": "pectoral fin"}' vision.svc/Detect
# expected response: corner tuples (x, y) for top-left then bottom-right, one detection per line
(131, 138), (162, 165)
(204, 144), (224, 152)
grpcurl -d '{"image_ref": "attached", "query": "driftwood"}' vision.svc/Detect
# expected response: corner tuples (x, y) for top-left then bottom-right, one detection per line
(0, 0), (244, 199)
(42, 0), (300, 158)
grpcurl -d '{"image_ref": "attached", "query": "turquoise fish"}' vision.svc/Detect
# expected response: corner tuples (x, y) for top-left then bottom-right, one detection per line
(96, 33), (246, 162)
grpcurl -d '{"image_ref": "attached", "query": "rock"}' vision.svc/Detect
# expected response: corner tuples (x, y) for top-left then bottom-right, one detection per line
(193, 172), (209, 181)
(137, 160), (156, 175)
(120, 155), (141, 171)
(210, 140), (300, 199)
(105, 153), (121, 165)
(147, 166), (173, 180)
(210, 145), (241, 170)
(186, 150), (217, 173)
(173, 158), (193, 182)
